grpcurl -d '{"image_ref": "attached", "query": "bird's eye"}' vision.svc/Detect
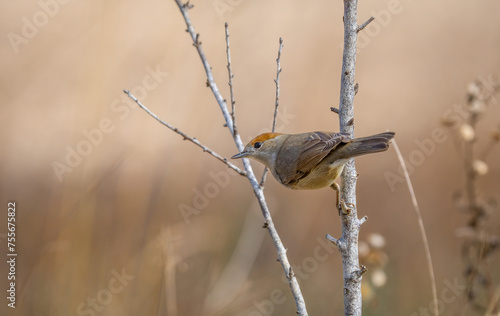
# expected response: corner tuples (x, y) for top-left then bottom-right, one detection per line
(254, 142), (262, 149)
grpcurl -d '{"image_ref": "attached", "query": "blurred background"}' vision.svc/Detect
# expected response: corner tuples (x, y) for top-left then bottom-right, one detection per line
(1, 0), (499, 315)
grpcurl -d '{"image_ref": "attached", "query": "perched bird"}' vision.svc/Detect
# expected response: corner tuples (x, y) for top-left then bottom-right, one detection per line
(232, 131), (395, 198)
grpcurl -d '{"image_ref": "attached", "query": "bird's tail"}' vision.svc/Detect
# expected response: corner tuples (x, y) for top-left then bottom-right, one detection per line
(332, 132), (395, 160)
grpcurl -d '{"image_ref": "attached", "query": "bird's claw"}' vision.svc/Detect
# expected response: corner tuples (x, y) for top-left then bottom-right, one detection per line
(338, 202), (355, 215)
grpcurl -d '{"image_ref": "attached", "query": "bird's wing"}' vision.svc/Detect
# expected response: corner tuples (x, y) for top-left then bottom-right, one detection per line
(282, 132), (351, 185)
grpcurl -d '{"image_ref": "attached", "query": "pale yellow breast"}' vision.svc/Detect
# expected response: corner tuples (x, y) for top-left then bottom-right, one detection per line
(289, 162), (346, 190)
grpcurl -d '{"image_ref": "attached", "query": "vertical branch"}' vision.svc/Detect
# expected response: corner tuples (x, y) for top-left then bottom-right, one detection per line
(272, 37), (283, 133)
(337, 0), (363, 315)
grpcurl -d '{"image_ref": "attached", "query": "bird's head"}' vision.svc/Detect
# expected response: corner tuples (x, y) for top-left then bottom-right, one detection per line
(231, 132), (283, 166)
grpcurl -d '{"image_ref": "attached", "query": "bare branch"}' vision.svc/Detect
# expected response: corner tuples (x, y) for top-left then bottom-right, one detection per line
(123, 89), (246, 176)
(260, 37), (284, 187)
(392, 139), (439, 316)
(174, 0), (236, 137)
(359, 215), (368, 226)
(225, 22), (237, 137)
(326, 233), (345, 251)
(357, 16), (374, 33)
(173, 2), (308, 314)
(272, 37), (284, 133)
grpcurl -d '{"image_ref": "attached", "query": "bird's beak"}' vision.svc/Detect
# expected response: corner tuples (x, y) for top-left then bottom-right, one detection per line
(231, 151), (249, 159)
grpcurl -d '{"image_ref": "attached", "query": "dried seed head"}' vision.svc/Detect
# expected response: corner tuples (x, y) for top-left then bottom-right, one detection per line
(358, 241), (370, 258)
(468, 99), (486, 114)
(467, 81), (481, 97)
(371, 269), (387, 288)
(441, 117), (455, 127)
(472, 160), (488, 176)
(459, 124), (475, 142)
(368, 233), (386, 249)
(492, 129), (500, 142)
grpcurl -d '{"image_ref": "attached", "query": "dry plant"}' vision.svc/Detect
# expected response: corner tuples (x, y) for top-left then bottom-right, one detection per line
(442, 78), (500, 315)
(392, 139), (439, 315)
(358, 233), (389, 305)
(124, 0), (386, 314)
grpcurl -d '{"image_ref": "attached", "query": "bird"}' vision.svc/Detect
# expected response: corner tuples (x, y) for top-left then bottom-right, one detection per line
(232, 131), (395, 207)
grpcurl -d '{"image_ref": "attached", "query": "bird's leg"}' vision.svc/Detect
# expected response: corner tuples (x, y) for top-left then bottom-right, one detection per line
(330, 182), (348, 215)
(330, 182), (340, 209)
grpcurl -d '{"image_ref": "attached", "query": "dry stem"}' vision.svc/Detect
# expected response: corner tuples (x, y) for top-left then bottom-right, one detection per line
(392, 139), (439, 316)
(260, 37), (284, 187)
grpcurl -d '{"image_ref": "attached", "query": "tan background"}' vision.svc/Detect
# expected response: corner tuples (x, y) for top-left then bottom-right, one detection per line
(1, 0), (499, 315)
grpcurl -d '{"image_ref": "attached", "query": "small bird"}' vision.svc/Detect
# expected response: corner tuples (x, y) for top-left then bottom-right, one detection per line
(232, 131), (395, 200)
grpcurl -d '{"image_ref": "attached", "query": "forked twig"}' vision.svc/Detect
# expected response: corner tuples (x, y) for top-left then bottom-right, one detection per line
(175, 0), (235, 136)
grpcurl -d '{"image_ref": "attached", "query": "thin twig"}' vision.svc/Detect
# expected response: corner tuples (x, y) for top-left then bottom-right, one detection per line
(260, 37), (284, 187)
(272, 37), (283, 133)
(175, 0), (235, 136)
(392, 139), (439, 316)
(326, 234), (344, 251)
(173, 2), (308, 314)
(357, 16), (374, 33)
(225, 22), (237, 137)
(123, 89), (246, 176)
